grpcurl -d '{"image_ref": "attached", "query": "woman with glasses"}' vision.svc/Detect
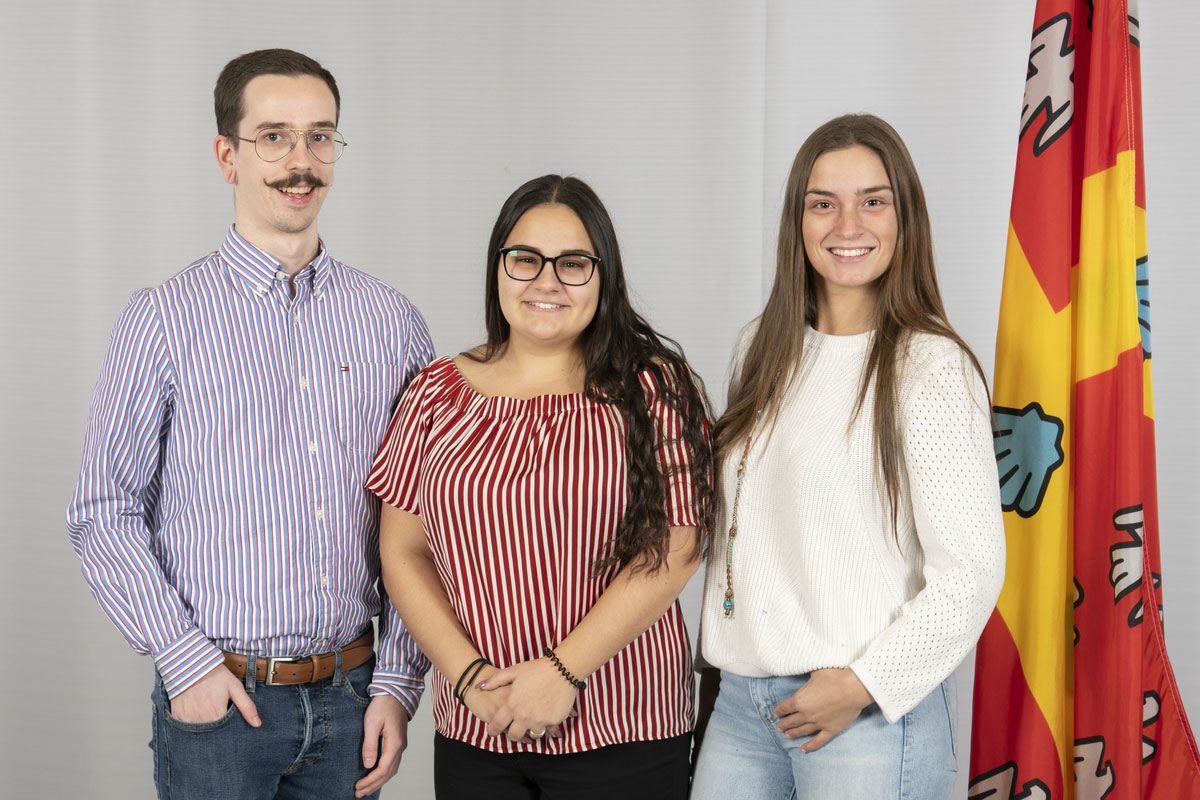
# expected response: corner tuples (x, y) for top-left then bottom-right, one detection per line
(367, 175), (713, 799)
(690, 114), (1005, 799)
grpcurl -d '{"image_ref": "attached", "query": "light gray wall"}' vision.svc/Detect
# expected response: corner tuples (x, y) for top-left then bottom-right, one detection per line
(1, 2), (1195, 799)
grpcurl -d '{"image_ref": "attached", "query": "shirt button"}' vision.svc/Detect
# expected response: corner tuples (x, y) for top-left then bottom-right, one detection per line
(308, 440), (318, 454)
(274, 270), (289, 281)
(254, 285), (266, 295)
(315, 507), (324, 521)
(293, 312), (301, 326)
(320, 575), (329, 587)
(299, 376), (309, 390)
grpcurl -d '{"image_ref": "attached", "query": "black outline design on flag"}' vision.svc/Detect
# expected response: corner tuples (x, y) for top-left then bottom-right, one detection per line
(1022, 12), (1075, 156)
(967, 760), (1051, 799)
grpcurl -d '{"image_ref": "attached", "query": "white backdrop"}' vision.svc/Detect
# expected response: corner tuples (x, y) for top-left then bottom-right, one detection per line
(1, 2), (1196, 798)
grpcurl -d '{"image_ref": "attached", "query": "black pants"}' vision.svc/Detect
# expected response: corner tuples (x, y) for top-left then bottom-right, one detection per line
(434, 733), (691, 800)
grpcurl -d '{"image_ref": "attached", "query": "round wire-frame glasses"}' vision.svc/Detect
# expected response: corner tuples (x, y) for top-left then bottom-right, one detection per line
(234, 127), (348, 164)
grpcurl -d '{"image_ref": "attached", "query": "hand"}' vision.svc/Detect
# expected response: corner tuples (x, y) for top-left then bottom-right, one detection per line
(461, 665), (566, 743)
(169, 664), (261, 727)
(354, 694), (408, 798)
(691, 667), (721, 768)
(772, 668), (872, 752)
(478, 658), (578, 742)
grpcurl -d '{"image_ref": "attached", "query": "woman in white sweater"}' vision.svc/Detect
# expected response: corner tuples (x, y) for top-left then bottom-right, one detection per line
(690, 114), (1005, 799)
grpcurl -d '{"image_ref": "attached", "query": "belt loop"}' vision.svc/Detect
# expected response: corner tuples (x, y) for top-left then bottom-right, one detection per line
(332, 647), (345, 687)
(245, 654), (257, 694)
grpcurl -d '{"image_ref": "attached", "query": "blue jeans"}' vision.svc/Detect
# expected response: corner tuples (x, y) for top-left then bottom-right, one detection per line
(691, 671), (957, 800)
(150, 655), (381, 800)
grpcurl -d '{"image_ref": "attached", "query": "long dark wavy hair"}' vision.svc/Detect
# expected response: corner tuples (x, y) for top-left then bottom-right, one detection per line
(715, 114), (986, 533)
(468, 175), (715, 573)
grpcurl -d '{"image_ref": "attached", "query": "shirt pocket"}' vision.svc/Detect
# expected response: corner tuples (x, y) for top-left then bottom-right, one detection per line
(336, 361), (402, 456)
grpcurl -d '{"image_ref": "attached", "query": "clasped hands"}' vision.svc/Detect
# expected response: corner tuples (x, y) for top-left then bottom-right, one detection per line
(463, 658), (580, 743)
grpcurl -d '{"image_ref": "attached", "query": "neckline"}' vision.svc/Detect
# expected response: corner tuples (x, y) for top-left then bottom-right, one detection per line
(443, 356), (590, 415)
(804, 325), (874, 352)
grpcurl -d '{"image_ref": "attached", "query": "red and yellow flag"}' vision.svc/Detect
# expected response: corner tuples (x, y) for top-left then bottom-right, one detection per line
(969, 1), (1200, 798)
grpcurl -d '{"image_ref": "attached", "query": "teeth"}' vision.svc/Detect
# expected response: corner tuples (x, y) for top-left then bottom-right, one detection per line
(831, 247), (870, 257)
(280, 186), (312, 194)
(527, 302), (562, 310)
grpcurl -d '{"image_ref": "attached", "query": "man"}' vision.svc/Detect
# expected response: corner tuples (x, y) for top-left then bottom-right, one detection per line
(67, 49), (431, 799)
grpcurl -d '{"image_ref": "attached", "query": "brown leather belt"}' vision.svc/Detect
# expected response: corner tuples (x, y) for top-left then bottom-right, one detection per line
(222, 630), (374, 686)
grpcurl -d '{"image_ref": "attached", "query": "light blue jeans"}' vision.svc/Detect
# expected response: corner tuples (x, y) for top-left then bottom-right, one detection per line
(691, 671), (957, 800)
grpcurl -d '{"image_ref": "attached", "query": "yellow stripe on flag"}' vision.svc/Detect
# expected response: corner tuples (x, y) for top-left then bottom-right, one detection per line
(1074, 151), (1141, 382)
(1136, 204), (1154, 419)
(993, 224), (1074, 781)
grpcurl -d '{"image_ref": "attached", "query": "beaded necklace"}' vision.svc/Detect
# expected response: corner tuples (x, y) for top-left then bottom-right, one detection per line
(721, 337), (821, 619)
(722, 433), (755, 617)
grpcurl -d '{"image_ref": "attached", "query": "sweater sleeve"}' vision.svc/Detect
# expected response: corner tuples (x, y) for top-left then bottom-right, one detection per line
(849, 346), (1006, 722)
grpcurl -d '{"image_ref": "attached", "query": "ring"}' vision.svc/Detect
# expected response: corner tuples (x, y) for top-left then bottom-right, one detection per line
(528, 729), (546, 739)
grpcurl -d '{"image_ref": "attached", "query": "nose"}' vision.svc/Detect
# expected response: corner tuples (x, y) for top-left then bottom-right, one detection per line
(834, 207), (864, 239)
(530, 259), (566, 291)
(283, 133), (313, 171)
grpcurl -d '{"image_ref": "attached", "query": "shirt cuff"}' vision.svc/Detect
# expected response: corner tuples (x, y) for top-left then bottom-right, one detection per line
(152, 627), (226, 699)
(368, 670), (425, 719)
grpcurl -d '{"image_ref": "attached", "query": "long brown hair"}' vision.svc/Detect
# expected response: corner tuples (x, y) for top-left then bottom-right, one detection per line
(471, 175), (715, 573)
(714, 114), (985, 531)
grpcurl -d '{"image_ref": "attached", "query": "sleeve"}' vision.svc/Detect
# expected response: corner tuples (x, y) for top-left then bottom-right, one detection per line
(642, 366), (708, 528)
(399, 298), (435, 386)
(65, 289), (226, 698)
(367, 318), (438, 710)
(848, 346), (1006, 722)
(365, 364), (436, 515)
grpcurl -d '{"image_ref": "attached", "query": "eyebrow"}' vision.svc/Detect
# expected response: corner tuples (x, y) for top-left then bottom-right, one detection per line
(254, 121), (338, 131)
(505, 244), (597, 257)
(804, 185), (894, 197)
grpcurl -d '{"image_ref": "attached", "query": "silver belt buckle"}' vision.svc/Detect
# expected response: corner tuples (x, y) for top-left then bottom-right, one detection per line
(264, 656), (304, 685)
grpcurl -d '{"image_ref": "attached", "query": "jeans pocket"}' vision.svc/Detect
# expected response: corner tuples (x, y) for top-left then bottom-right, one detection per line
(939, 678), (958, 765)
(163, 701), (240, 732)
(342, 660), (374, 707)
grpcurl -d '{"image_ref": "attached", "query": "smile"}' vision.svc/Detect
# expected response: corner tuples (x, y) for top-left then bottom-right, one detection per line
(276, 185), (316, 207)
(829, 247), (873, 257)
(523, 301), (567, 311)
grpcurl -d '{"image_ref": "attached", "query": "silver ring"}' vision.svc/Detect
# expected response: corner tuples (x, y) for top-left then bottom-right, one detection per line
(528, 729), (546, 739)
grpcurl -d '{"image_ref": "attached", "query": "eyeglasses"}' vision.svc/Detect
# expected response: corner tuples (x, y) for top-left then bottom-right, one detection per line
(234, 128), (348, 164)
(498, 248), (600, 286)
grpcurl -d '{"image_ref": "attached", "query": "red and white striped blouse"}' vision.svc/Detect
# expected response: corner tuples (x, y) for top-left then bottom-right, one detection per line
(367, 356), (701, 753)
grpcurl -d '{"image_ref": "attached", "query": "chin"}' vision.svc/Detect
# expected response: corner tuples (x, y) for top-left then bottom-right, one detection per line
(274, 215), (317, 234)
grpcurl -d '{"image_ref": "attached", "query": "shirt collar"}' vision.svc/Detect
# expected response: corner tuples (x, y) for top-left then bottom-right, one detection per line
(219, 225), (333, 297)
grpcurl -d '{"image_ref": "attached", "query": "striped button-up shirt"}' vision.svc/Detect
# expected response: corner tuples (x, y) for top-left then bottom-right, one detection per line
(67, 226), (434, 712)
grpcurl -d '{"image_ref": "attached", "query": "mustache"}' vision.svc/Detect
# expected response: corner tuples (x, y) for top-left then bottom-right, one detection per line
(266, 172), (327, 190)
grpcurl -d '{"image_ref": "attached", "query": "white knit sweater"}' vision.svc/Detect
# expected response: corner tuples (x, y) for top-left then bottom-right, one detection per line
(700, 325), (1006, 722)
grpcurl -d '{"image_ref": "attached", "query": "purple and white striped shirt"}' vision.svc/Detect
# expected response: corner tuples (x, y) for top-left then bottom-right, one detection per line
(67, 225), (434, 712)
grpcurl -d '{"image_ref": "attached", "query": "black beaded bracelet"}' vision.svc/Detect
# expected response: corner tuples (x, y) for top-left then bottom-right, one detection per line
(543, 647), (586, 691)
(455, 656), (491, 704)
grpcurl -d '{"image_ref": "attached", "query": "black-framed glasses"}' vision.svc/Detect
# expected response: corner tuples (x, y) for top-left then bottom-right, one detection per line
(498, 248), (600, 286)
(235, 128), (348, 164)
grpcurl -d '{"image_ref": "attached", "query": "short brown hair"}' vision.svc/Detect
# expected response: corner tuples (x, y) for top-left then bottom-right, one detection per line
(214, 49), (340, 141)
